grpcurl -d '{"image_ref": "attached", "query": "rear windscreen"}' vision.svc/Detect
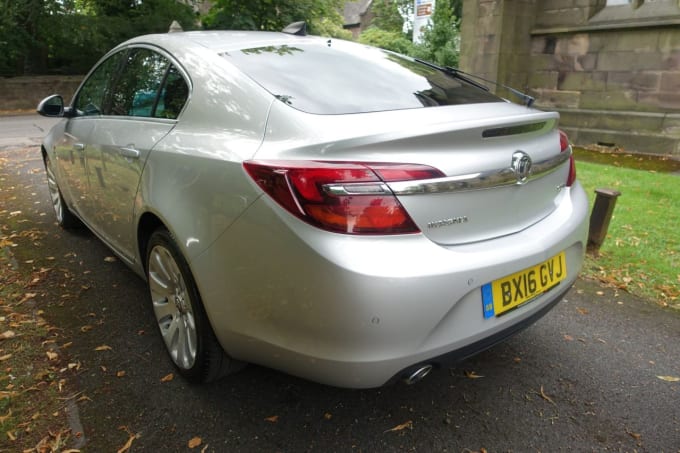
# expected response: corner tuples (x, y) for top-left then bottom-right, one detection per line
(223, 40), (502, 114)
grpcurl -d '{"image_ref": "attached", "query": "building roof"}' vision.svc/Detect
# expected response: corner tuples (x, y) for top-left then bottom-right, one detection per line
(343, 0), (372, 26)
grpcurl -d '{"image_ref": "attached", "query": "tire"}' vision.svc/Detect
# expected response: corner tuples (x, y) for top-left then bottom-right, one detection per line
(146, 228), (241, 383)
(43, 154), (81, 229)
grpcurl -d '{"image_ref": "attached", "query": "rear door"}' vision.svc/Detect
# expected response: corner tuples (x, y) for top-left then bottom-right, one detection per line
(83, 47), (189, 261)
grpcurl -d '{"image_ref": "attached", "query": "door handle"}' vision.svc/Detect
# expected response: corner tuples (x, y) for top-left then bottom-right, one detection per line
(73, 143), (85, 151)
(119, 146), (140, 159)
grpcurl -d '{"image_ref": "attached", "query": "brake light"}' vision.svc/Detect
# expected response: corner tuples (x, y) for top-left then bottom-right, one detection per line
(559, 130), (576, 187)
(244, 160), (444, 234)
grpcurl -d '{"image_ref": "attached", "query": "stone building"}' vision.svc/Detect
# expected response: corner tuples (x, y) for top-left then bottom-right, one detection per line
(460, 0), (680, 155)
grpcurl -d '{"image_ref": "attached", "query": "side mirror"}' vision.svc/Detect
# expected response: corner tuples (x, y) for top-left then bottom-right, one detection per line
(37, 95), (67, 117)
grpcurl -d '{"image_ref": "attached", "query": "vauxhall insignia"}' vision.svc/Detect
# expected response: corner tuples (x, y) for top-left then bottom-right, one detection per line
(511, 150), (532, 184)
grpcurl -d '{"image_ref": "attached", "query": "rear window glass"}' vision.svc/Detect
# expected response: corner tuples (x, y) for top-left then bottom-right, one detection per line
(223, 41), (502, 114)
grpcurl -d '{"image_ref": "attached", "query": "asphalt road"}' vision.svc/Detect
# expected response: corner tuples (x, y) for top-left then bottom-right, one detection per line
(0, 114), (60, 149)
(1, 116), (679, 451)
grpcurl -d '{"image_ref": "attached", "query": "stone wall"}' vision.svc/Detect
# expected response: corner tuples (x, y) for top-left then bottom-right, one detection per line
(0, 76), (82, 112)
(461, 0), (680, 155)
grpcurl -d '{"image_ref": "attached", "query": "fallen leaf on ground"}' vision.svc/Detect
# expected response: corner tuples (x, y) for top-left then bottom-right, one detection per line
(0, 409), (11, 424)
(104, 256), (117, 262)
(384, 420), (413, 433)
(0, 354), (12, 361)
(464, 370), (484, 379)
(46, 351), (59, 360)
(576, 307), (589, 315)
(188, 436), (202, 448)
(264, 415), (279, 423)
(35, 428), (68, 451)
(563, 334), (574, 341)
(0, 330), (15, 340)
(538, 386), (556, 406)
(18, 292), (37, 304)
(160, 373), (174, 383)
(116, 371), (126, 378)
(116, 431), (140, 453)
(626, 430), (642, 440)
(94, 345), (112, 351)
(324, 413), (332, 420)
(656, 375), (680, 382)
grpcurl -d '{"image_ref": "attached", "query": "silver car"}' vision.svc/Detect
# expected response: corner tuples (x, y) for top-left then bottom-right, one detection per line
(38, 30), (588, 388)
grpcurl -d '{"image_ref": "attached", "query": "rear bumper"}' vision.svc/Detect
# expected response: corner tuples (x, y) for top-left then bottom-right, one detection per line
(388, 282), (571, 385)
(191, 183), (588, 388)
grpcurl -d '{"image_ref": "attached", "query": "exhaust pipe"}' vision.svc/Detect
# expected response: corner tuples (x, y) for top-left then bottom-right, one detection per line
(403, 364), (433, 385)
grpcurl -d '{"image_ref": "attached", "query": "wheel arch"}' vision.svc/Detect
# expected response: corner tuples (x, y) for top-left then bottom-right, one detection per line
(137, 212), (166, 274)
(140, 215), (241, 381)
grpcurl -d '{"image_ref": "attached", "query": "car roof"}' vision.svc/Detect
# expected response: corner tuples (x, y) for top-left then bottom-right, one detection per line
(123, 30), (325, 54)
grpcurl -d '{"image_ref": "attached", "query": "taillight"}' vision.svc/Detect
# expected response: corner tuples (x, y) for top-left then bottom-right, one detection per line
(559, 130), (576, 187)
(243, 160), (444, 234)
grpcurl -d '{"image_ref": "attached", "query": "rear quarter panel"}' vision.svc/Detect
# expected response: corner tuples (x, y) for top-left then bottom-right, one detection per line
(135, 46), (274, 264)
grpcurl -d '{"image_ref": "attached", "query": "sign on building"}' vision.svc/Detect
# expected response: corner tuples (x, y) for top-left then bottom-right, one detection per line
(413, 0), (435, 43)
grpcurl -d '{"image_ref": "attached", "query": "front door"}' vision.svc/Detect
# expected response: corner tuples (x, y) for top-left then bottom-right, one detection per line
(55, 52), (125, 219)
(82, 49), (189, 261)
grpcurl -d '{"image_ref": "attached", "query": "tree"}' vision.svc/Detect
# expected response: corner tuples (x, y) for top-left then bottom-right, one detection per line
(0, 0), (198, 76)
(358, 28), (414, 55)
(370, 0), (404, 33)
(412, 0), (461, 67)
(0, 0), (48, 75)
(81, 0), (198, 43)
(313, 16), (353, 40)
(204, 0), (347, 37)
(358, 0), (460, 67)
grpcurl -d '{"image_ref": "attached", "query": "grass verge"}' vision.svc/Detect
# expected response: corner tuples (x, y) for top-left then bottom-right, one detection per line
(0, 243), (77, 451)
(576, 160), (679, 308)
(1, 156), (76, 451)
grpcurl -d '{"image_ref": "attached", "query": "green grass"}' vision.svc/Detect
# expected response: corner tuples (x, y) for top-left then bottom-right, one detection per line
(576, 160), (679, 307)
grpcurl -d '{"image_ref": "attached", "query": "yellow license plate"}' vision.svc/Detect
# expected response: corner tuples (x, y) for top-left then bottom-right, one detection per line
(481, 252), (567, 318)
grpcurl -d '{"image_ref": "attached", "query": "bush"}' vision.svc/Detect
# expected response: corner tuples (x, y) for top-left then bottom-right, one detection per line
(358, 28), (415, 55)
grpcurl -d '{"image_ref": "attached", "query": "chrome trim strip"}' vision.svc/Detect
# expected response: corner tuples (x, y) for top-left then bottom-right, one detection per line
(389, 150), (571, 195)
(323, 183), (392, 196)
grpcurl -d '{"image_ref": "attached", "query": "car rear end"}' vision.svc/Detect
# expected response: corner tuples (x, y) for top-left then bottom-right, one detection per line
(190, 36), (589, 388)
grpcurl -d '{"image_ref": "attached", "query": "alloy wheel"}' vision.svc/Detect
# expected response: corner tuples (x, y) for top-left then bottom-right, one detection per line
(44, 159), (64, 223)
(148, 244), (198, 369)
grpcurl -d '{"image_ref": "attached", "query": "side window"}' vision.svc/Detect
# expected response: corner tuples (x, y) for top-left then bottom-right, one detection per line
(110, 48), (169, 117)
(154, 65), (189, 120)
(75, 52), (124, 116)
